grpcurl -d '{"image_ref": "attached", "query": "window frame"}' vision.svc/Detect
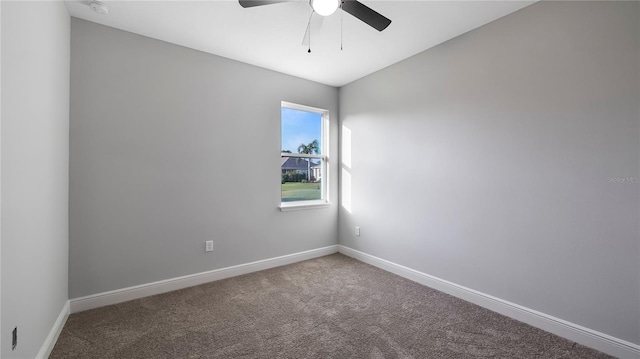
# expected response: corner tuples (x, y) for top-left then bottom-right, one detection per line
(279, 101), (330, 211)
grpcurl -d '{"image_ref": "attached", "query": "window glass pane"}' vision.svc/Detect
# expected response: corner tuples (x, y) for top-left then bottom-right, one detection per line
(281, 107), (322, 155)
(281, 156), (322, 202)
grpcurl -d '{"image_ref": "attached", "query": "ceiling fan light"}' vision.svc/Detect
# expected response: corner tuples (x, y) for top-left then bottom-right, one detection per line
(89, 1), (110, 15)
(311, 0), (339, 16)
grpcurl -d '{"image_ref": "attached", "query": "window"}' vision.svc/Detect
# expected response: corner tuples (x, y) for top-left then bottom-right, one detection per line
(280, 101), (329, 210)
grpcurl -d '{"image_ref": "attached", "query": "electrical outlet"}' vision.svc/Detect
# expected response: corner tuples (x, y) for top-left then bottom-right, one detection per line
(12, 327), (17, 351)
(205, 240), (214, 252)
(355, 227), (360, 236)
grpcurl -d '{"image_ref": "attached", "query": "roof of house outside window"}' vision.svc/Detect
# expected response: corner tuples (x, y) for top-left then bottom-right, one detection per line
(281, 157), (320, 170)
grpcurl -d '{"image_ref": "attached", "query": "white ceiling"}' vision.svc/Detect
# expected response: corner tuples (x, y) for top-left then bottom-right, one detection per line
(65, 0), (535, 87)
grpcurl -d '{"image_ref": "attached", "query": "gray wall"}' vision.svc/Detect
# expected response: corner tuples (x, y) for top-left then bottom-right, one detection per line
(69, 19), (339, 299)
(339, 1), (639, 345)
(1, 1), (70, 358)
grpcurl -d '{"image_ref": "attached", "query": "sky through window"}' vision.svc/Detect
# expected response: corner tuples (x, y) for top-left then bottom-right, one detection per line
(281, 107), (322, 154)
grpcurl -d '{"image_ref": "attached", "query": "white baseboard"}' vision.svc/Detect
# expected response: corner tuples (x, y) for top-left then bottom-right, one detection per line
(337, 245), (639, 359)
(36, 300), (70, 359)
(70, 245), (338, 314)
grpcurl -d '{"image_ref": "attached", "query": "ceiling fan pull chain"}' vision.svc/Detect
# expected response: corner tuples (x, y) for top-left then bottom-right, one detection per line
(340, 2), (343, 50)
(306, 10), (313, 53)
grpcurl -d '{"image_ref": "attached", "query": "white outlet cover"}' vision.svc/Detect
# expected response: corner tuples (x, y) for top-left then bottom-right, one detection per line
(205, 241), (213, 252)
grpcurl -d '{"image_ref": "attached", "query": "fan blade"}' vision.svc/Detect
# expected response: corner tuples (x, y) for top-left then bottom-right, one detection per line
(341, 0), (391, 32)
(302, 13), (324, 47)
(239, 0), (293, 8)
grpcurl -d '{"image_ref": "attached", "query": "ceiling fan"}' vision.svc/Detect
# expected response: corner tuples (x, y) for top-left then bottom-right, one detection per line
(238, 0), (392, 32)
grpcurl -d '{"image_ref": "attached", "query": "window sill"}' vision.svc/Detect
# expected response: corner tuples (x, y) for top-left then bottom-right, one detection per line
(279, 201), (331, 212)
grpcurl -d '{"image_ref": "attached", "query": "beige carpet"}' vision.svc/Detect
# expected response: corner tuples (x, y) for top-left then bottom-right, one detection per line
(51, 254), (612, 358)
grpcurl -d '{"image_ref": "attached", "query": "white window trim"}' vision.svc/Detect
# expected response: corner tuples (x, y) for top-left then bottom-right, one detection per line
(280, 201), (331, 211)
(283, 153), (323, 159)
(279, 101), (330, 211)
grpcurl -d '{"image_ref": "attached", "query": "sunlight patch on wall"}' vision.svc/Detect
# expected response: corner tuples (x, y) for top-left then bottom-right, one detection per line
(341, 168), (352, 213)
(342, 125), (351, 169)
(341, 125), (353, 213)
